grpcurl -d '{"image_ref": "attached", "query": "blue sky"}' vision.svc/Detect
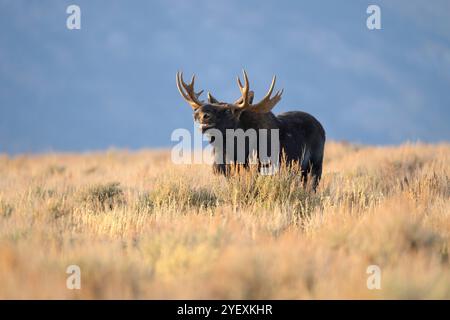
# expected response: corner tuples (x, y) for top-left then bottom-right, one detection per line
(0, 0), (449, 154)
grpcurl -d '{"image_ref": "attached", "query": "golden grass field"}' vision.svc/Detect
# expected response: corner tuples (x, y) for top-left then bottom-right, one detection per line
(0, 141), (449, 299)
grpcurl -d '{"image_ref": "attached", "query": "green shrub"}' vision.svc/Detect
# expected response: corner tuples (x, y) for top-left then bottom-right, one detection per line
(80, 182), (125, 212)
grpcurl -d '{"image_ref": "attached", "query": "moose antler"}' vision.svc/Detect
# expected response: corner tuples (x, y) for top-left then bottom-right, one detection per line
(176, 72), (204, 110)
(233, 70), (283, 114)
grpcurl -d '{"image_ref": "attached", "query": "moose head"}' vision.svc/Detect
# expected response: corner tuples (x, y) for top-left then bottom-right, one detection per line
(176, 70), (284, 134)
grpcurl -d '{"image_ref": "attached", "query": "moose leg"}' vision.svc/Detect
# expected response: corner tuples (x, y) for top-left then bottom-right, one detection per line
(311, 165), (322, 191)
(311, 157), (323, 192)
(301, 161), (311, 188)
(301, 169), (309, 188)
(300, 161), (322, 191)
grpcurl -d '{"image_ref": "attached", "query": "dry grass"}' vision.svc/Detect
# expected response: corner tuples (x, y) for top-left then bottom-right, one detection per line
(0, 142), (449, 299)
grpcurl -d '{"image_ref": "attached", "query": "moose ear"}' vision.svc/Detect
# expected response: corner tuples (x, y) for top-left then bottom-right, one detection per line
(229, 105), (246, 120)
(248, 91), (254, 104)
(233, 91), (254, 105)
(207, 92), (220, 104)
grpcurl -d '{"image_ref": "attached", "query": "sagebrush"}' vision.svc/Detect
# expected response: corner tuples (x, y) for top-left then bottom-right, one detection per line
(0, 142), (448, 299)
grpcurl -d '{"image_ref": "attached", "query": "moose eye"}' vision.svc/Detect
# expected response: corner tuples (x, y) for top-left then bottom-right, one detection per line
(203, 113), (210, 120)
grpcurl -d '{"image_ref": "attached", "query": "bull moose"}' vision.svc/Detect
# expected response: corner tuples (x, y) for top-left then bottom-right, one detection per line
(176, 70), (325, 190)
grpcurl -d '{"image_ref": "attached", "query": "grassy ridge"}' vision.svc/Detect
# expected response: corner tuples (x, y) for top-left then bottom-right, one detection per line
(0, 142), (449, 298)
